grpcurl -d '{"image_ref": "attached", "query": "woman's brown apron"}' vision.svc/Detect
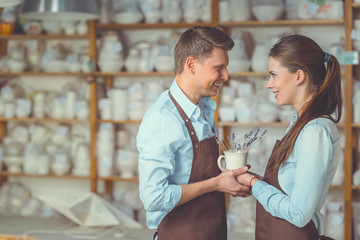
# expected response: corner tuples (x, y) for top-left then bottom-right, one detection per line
(255, 140), (319, 240)
(153, 92), (227, 240)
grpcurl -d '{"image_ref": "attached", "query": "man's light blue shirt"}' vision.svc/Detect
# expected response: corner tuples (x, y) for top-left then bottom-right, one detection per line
(136, 79), (217, 230)
(252, 113), (340, 234)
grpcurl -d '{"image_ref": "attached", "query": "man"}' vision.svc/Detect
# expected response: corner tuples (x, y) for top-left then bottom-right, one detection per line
(137, 26), (250, 240)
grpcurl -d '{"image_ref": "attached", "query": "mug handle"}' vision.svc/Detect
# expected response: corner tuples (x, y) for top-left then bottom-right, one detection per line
(217, 155), (226, 170)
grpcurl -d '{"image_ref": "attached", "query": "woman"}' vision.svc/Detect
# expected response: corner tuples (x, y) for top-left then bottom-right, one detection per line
(236, 35), (342, 240)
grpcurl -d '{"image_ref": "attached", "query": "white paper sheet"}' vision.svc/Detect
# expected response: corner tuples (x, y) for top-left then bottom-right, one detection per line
(37, 192), (142, 228)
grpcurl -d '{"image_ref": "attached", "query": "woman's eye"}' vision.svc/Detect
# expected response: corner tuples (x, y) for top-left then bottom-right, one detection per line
(270, 73), (276, 78)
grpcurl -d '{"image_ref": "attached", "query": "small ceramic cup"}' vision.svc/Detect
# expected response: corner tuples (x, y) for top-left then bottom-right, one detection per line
(217, 150), (248, 170)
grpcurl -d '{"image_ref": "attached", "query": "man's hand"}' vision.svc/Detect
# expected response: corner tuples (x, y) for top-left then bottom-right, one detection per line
(214, 166), (251, 197)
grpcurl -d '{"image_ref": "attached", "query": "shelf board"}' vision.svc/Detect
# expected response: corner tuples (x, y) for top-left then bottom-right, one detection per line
(0, 117), (90, 123)
(95, 71), (271, 77)
(219, 19), (345, 27)
(352, 185), (360, 190)
(330, 184), (344, 189)
(96, 22), (212, 30)
(0, 171), (90, 179)
(0, 34), (88, 40)
(0, 72), (89, 77)
(353, 3), (360, 8)
(94, 71), (344, 78)
(230, 72), (268, 77)
(219, 122), (345, 128)
(98, 176), (139, 182)
(219, 121), (290, 127)
(95, 71), (174, 77)
(353, 123), (360, 128)
(97, 119), (141, 124)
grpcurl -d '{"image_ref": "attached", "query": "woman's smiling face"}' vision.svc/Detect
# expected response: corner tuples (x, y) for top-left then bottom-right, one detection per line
(266, 56), (299, 108)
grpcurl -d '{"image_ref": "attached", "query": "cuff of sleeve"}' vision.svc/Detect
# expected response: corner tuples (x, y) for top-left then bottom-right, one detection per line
(161, 184), (182, 212)
(251, 180), (267, 199)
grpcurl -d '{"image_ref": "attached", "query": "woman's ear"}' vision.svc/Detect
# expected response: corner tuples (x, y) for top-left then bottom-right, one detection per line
(184, 56), (196, 74)
(295, 69), (306, 86)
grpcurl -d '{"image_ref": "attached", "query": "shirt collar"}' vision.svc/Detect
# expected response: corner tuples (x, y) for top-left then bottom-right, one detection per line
(286, 112), (298, 133)
(169, 79), (217, 119)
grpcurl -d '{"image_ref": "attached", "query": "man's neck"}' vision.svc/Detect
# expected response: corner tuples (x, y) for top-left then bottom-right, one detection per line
(175, 75), (200, 104)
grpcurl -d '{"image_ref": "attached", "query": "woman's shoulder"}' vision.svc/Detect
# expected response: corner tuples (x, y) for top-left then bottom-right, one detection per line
(303, 117), (339, 141)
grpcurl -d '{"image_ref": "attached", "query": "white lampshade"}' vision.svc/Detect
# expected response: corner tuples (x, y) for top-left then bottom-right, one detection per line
(0, 0), (22, 7)
(20, 0), (99, 21)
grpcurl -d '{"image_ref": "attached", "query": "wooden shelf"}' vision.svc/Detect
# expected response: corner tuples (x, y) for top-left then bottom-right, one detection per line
(219, 122), (345, 128)
(0, 2), (356, 239)
(98, 176), (139, 182)
(95, 71), (271, 77)
(0, 34), (88, 40)
(0, 117), (90, 123)
(96, 22), (212, 30)
(96, 19), (346, 30)
(97, 119), (141, 124)
(0, 172), (90, 179)
(229, 72), (268, 77)
(94, 71), (346, 79)
(219, 121), (290, 127)
(95, 71), (174, 77)
(219, 19), (345, 27)
(0, 72), (90, 77)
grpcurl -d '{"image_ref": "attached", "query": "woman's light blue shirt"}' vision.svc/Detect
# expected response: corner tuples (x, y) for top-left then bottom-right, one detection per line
(136, 79), (217, 230)
(252, 113), (340, 234)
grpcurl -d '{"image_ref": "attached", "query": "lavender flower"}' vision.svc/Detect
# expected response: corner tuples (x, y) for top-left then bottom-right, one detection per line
(210, 128), (267, 152)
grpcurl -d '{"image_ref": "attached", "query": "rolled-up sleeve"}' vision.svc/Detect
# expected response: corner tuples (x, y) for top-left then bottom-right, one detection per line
(137, 111), (183, 213)
(252, 123), (335, 228)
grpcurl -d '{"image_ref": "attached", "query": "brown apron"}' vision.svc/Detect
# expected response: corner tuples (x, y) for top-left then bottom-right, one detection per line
(255, 140), (319, 240)
(154, 91), (227, 240)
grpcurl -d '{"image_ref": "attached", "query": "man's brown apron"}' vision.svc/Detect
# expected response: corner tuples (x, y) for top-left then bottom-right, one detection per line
(153, 92), (227, 240)
(255, 140), (319, 240)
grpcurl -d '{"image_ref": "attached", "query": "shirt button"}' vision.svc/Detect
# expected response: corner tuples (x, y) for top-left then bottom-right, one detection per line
(191, 132), (194, 135)
(195, 145), (198, 148)
(294, 210), (298, 215)
(186, 119), (189, 122)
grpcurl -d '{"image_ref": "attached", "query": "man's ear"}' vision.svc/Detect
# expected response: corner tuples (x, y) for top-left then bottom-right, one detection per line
(184, 56), (196, 74)
(295, 69), (306, 86)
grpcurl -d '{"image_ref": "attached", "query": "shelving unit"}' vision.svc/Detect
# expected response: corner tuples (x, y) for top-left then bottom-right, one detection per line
(0, 0), (358, 239)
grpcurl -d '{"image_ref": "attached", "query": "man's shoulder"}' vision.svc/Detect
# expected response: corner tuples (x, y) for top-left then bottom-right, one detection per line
(143, 92), (179, 123)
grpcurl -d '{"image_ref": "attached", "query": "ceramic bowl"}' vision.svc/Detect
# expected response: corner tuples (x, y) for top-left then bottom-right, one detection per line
(154, 56), (174, 72)
(252, 5), (284, 22)
(3, 155), (23, 173)
(227, 59), (250, 73)
(41, 60), (68, 72)
(98, 60), (122, 72)
(6, 59), (26, 72)
(51, 161), (70, 175)
(113, 12), (143, 24)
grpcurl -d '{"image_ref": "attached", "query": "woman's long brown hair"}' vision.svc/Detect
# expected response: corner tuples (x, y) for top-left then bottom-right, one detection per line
(269, 35), (343, 171)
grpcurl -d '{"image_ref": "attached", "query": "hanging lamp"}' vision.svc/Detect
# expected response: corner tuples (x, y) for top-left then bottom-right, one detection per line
(0, 0), (22, 7)
(20, 0), (99, 21)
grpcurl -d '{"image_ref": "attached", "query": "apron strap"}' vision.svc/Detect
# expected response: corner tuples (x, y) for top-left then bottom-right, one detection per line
(168, 91), (199, 144)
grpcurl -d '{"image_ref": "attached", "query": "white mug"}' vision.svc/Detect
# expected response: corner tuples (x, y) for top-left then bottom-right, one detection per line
(217, 150), (248, 170)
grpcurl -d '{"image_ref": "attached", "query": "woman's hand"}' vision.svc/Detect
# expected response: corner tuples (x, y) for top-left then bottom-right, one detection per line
(236, 172), (261, 187)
